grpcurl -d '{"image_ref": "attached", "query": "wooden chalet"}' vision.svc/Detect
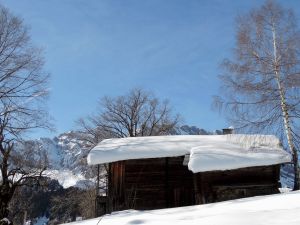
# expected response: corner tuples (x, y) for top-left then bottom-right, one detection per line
(87, 135), (291, 216)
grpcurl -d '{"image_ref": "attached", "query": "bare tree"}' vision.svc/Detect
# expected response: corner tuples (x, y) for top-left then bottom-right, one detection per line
(78, 88), (180, 145)
(77, 89), (180, 216)
(0, 5), (50, 220)
(214, 0), (300, 190)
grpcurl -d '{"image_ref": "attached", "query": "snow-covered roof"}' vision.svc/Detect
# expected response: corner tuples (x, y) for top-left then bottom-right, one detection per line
(87, 135), (291, 172)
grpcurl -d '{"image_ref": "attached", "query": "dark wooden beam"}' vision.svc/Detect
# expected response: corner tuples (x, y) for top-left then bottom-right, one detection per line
(165, 157), (169, 208)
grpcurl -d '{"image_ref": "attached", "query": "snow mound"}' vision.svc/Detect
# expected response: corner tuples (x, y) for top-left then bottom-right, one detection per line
(87, 135), (291, 172)
(226, 134), (280, 149)
(61, 191), (300, 225)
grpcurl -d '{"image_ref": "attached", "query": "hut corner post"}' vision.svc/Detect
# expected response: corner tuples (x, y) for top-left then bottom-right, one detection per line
(94, 164), (100, 217)
(107, 163), (112, 213)
(95, 164), (110, 217)
(193, 173), (205, 205)
(165, 157), (170, 208)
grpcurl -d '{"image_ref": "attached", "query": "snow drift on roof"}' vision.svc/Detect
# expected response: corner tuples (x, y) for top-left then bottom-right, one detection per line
(87, 135), (291, 172)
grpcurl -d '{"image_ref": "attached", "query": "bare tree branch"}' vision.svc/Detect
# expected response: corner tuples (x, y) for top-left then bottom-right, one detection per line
(0, 5), (50, 220)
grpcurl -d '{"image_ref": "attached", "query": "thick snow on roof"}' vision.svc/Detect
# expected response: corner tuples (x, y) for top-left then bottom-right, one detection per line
(62, 191), (300, 225)
(87, 135), (291, 172)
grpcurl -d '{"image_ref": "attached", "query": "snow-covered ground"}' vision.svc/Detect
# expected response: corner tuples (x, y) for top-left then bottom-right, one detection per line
(33, 216), (49, 225)
(61, 191), (300, 225)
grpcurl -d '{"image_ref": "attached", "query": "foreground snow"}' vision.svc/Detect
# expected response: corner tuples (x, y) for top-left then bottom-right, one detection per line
(88, 135), (291, 172)
(62, 191), (300, 225)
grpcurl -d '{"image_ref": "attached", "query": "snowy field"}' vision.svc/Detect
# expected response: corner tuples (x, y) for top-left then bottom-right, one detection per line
(62, 191), (300, 225)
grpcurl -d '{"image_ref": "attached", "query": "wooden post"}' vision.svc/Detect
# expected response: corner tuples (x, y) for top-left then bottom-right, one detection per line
(165, 157), (169, 208)
(107, 163), (112, 213)
(193, 173), (205, 204)
(105, 172), (109, 214)
(95, 164), (100, 217)
(193, 174), (199, 204)
(97, 164), (100, 196)
(23, 210), (27, 225)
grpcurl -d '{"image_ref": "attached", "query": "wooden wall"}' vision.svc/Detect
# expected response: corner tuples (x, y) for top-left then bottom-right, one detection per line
(107, 157), (281, 212)
(193, 165), (281, 204)
(108, 156), (195, 211)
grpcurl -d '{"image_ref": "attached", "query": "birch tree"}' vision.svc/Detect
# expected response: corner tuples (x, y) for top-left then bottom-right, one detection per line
(0, 5), (50, 221)
(214, 0), (300, 190)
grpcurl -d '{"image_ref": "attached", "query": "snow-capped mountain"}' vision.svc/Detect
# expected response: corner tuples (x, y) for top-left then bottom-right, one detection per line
(24, 131), (94, 188)
(173, 125), (212, 135)
(32, 131), (91, 173)
(171, 125), (222, 135)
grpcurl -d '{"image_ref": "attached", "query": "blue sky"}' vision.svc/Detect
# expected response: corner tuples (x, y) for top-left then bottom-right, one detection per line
(2, 0), (300, 138)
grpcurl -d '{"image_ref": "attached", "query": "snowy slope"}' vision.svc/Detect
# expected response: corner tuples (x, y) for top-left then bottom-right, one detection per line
(62, 191), (300, 225)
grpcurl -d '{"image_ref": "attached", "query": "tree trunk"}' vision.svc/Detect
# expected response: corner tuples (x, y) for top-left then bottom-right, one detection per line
(272, 22), (299, 190)
(0, 158), (11, 219)
(0, 196), (10, 219)
(292, 148), (300, 190)
(0, 183), (15, 219)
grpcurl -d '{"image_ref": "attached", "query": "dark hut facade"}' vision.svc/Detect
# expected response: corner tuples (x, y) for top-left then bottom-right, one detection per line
(87, 135), (291, 215)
